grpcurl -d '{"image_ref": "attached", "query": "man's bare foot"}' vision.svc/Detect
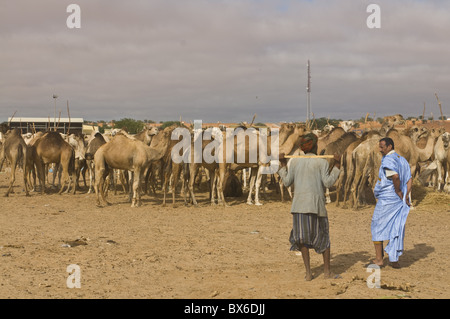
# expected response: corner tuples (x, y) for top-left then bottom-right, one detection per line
(305, 272), (313, 281)
(323, 271), (342, 279)
(371, 258), (384, 267)
(390, 261), (400, 269)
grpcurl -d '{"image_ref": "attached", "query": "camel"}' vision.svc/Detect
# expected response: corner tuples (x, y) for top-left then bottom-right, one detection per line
(433, 132), (450, 191)
(445, 141), (450, 193)
(343, 120), (399, 209)
(155, 124), (192, 208)
(320, 131), (359, 203)
(339, 130), (386, 208)
(237, 123), (309, 205)
(351, 127), (436, 209)
(0, 128), (30, 197)
(272, 123), (307, 202)
(85, 132), (107, 193)
(317, 127), (346, 155)
(94, 127), (170, 207)
(65, 133), (87, 190)
(182, 126), (229, 207)
(23, 132), (44, 191)
(339, 120), (355, 132)
(278, 122), (296, 146)
(33, 131), (77, 195)
(134, 126), (159, 146)
(386, 128), (436, 178)
(336, 130), (378, 207)
(116, 126), (158, 194)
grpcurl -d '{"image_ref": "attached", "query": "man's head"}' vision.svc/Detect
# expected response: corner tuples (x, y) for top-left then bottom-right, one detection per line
(379, 137), (394, 156)
(299, 133), (318, 154)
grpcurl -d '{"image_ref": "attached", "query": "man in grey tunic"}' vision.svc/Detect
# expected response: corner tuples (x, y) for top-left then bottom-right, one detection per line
(278, 133), (341, 281)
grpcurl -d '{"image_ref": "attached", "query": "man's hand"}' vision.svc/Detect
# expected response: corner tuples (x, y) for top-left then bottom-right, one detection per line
(392, 174), (403, 201)
(333, 153), (341, 169)
(279, 153), (287, 168)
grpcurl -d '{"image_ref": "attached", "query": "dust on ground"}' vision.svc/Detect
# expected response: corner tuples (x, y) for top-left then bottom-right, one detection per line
(1, 170), (449, 299)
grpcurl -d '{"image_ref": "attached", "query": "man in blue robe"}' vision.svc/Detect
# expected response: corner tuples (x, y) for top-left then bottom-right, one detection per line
(371, 137), (412, 268)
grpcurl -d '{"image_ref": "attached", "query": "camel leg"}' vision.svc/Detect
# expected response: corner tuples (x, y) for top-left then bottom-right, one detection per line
(276, 173), (285, 202)
(34, 159), (45, 195)
(436, 160), (444, 191)
(128, 171), (134, 203)
(87, 160), (94, 193)
(5, 161), (17, 197)
(351, 171), (363, 210)
(131, 170), (141, 207)
(246, 167), (257, 205)
(209, 169), (216, 206)
(0, 156), (6, 172)
(188, 164), (199, 206)
(254, 167), (264, 206)
(216, 165), (228, 207)
(171, 163), (182, 208)
(95, 165), (110, 206)
(71, 163), (77, 195)
(58, 165), (69, 195)
(162, 174), (168, 207)
(22, 148), (30, 197)
(335, 169), (346, 206)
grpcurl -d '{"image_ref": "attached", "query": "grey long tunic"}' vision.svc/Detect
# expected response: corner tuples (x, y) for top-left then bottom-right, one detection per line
(278, 154), (340, 217)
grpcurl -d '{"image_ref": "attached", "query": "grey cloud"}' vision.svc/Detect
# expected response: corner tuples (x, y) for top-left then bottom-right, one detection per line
(1, 0), (449, 123)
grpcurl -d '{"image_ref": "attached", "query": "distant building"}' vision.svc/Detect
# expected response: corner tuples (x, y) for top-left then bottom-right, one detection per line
(82, 124), (99, 135)
(7, 117), (83, 134)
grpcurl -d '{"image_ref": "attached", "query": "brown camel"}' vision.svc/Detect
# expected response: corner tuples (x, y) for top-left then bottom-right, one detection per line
(183, 126), (229, 207)
(351, 127), (436, 209)
(418, 129), (449, 189)
(317, 127), (346, 155)
(33, 131), (77, 195)
(0, 128), (30, 197)
(336, 130), (380, 208)
(159, 124), (193, 208)
(320, 131), (359, 203)
(85, 132), (107, 193)
(273, 123), (307, 202)
(344, 121), (398, 209)
(94, 127), (170, 207)
(134, 126), (159, 146)
(278, 122), (296, 146)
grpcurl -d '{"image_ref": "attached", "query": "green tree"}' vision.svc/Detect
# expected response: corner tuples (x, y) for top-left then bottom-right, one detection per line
(113, 118), (145, 134)
(160, 121), (182, 130)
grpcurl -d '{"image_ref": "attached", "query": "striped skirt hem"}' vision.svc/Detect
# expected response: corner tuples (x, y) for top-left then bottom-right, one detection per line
(289, 213), (330, 254)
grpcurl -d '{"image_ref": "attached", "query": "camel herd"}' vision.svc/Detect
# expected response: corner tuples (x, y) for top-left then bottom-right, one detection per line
(1, 114), (449, 209)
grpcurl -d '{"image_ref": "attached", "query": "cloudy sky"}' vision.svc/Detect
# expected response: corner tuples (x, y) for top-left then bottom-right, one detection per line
(1, 0), (449, 124)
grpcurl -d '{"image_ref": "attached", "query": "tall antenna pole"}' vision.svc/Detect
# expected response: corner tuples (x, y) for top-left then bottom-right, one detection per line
(306, 60), (311, 123)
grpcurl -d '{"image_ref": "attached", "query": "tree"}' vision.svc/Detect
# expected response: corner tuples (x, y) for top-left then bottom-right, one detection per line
(160, 121), (182, 130)
(113, 118), (145, 134)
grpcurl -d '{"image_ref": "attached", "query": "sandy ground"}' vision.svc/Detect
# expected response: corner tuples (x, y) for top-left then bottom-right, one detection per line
(1, 169), (450, 300)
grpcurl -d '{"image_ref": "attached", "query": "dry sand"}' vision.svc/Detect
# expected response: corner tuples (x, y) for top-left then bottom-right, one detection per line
(1, 170), (450, 299)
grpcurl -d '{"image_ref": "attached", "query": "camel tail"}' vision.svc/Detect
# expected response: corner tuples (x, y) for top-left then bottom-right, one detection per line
(69, 149), (76, 175)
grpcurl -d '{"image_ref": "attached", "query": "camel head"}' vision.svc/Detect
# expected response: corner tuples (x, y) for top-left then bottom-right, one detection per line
(146, 126), (159, 137)
(407, 125), (428, 142)
(442, 132), (450, 149)
(431, 127), (446, 138)
(67, 133), (87, 160)
(383, 114), (405, 126)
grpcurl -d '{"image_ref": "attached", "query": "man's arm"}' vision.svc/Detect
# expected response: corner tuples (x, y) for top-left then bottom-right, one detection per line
(391, 173), (403, 200)
(405, 177), (412, 206)
(278, 153), (294, 187)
